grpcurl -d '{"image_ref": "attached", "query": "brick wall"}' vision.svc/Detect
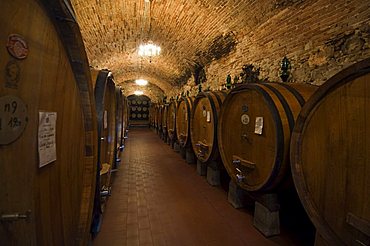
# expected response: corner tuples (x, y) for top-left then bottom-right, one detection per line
(168, 0), (370, 98)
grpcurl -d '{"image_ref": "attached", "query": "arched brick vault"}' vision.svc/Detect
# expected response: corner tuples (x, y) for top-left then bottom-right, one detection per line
(72, 0), (370, 99)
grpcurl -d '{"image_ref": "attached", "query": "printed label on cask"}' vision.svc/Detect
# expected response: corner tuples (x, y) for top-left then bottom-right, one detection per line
(38, 112), (57, 167)
(206, 111), (211, 122)
(0, 95), (28, 145)
(254, 117), (263, 135)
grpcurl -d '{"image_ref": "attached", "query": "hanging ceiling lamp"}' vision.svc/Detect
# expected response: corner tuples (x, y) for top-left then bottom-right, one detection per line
(134, 90), (144, 95)
(138, 0), (160, 59)
(138, 42), (161, 57)
(135, 79), (148, 86)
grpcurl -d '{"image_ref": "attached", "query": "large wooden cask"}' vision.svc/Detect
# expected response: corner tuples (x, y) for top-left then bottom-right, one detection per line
(149, 103), (155, 127)
(176, 97), (194, 148)
(290, 59), (370, 245)
(154, 104), (159, 129)
(92, 70), (117, 190)
(191, 91), (227, 162)
(90, 70), (117, 235)
(167, 100), (178, 141)
(162, 104), (169, 135)
(157, 105), (163, 131)
(218, 83), (316, 192)
(115, 87), (124, 151)
(0, 0), (97, 245)
(122, 95), (129, 141)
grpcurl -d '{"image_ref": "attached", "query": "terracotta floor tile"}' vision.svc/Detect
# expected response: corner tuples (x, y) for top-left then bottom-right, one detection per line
(126, 236), (139, 246)
(92, 128), (313, 246)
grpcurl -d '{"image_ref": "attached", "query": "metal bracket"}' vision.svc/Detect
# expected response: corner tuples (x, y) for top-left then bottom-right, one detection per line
(232, 155), (255, 170)
(100, 187), (111, 197)
(1, 210), (31, 223)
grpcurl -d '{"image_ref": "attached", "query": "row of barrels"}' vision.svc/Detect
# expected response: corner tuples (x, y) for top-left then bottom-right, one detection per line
(89, 69), (129, 236)
(151, 59), (370, 246)
(0, 1), (128, 245)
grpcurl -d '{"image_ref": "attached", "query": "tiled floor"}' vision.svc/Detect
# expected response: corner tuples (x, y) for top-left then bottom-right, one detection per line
(93, 128), (312, 246)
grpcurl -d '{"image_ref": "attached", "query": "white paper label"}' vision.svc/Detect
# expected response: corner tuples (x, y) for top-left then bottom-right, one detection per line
(203, 110), (207, 117)
(38, 112), (57, 168)
(254, 117), (263, 135)
(206, 111), (211, 123)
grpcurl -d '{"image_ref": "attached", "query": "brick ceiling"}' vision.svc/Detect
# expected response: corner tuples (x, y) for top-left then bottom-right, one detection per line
(70, 0), (284, 98)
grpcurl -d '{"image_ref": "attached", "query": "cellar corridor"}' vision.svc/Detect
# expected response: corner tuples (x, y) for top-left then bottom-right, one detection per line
(93, 128), (307, 246)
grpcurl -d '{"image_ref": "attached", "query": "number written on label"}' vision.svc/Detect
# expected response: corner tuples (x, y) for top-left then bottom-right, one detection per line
(0, 95), (28, 145)
(4, 101), (18, 113)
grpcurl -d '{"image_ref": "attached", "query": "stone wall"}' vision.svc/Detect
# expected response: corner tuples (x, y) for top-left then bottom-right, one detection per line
(168, 0), (370, 98)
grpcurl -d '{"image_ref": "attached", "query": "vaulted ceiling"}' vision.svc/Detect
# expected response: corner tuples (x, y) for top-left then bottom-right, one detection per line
(70, 0), (283, 99)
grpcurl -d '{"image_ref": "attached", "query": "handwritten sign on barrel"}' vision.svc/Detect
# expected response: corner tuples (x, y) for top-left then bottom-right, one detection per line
(0, 95), (28, 145)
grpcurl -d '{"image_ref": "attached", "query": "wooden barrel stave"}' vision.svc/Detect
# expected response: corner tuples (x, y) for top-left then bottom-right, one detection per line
(191, 91), (226, 163)
(158, 105), (163, 131)
(162, 104), (168, 134)
(218, 83), (317, 192)
(90, 70), (117, 235)
(115, 87), (123, 151)
(167, 101), (177, 141)
(290, 59), (370, 245)
(122, 95), (128, 141)
(0, 0), (97, 245)
(176, 97), (194, 148)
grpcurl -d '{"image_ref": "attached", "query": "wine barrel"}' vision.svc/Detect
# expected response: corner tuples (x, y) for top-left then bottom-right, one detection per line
(162, 104), (169, 135)
(115, 87), (124, 151)
(158, 105), (164, 131)
(0, 0), (97, 245)
(122, 95), (129, 140)
(92, 70), (117, 190)
(176, 97), (194, 148)
(149, 103), (157, 128)
(154, 105), (160, 131)
(290, 59), (370, 245)
(90, 70), (117, 234)
(218, 83), (317, 192)
(191, 91), (227, 163)
(167, 100), (178, 141)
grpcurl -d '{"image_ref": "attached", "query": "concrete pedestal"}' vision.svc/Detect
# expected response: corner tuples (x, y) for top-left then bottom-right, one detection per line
(180, 147), (186, 159)
(185, 148), (195, 164)
(253, 194), (280, 237)
(228, 180), (250, 208)
(206, 164), (220, 186)
(173, 141), (180, 152)
(196, 159), (207, 176)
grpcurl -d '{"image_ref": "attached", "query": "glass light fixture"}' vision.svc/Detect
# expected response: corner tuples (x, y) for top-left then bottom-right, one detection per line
(134, 90), (144, 95)
(135, 79), (148, 86)
(138, 42), (161, 57)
